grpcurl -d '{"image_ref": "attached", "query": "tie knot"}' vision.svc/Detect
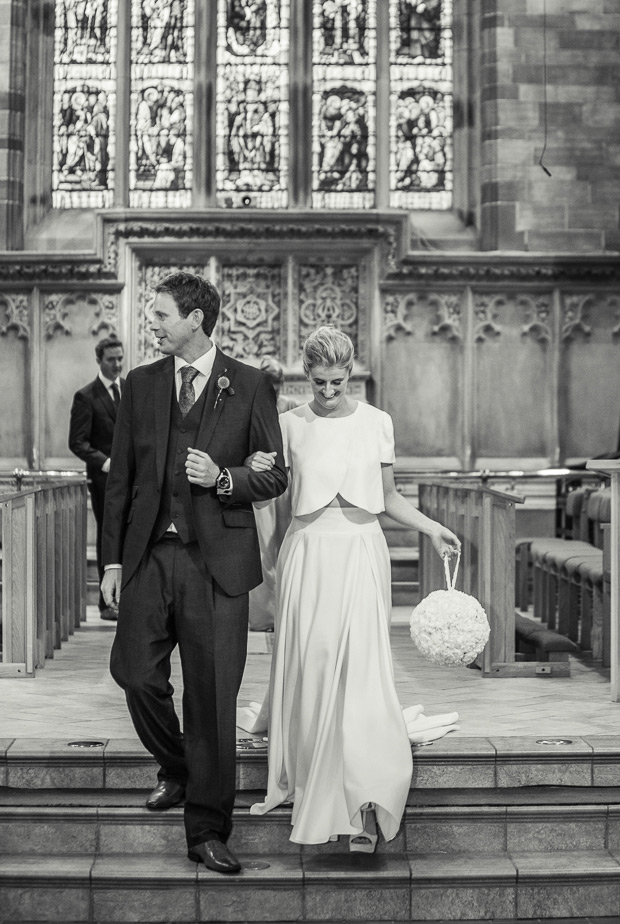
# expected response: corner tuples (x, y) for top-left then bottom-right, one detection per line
(180, 365), (199, 385)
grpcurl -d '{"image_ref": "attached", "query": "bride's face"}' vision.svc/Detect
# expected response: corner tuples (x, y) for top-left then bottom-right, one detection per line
(307, 364), (351, 413)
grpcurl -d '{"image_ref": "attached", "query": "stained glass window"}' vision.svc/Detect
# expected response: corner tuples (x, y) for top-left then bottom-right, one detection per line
(52, 1), (454, 212)
(389, 0), (453, 209)
(129, 0), (195, 208)
(53, 0), (117, 208)
(312, 0), (376, 209)
(216, 0), (290, 208)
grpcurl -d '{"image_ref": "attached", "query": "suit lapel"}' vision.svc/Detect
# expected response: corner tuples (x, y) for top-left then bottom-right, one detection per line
(153, 359), (175, 486)
(93, 377), (117, 422)
(196, 348), (237, 452)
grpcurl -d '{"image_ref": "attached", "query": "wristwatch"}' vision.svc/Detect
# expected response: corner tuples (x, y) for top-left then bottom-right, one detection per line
(215, 468), (232, 494)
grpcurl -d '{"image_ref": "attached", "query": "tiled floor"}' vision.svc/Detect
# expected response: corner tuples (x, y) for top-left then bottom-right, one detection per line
(1, 606), (618, 740)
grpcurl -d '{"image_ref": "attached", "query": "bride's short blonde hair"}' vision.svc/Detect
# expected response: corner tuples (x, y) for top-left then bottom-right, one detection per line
(302, 326), (355, 375)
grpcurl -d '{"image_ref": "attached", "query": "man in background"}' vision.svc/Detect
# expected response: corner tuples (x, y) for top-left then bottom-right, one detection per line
(69, 335), (124, 621)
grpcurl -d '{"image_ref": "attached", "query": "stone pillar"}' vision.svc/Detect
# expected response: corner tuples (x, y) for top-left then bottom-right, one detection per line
(480, 0), (620, 253)
(0, 0), (26, 250)
(453, 0), (481, 231)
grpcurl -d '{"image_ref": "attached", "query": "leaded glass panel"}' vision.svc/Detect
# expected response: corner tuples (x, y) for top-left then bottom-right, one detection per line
(389, 0), (453, 209)
(53, 0), (117, 207)
(129, 0), (195, 208)
(312, 0), (376, 209)
(216, 0), (290, 208)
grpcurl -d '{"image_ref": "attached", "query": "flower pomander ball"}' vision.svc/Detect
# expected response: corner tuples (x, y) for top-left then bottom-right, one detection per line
(410, 553), (490, 667)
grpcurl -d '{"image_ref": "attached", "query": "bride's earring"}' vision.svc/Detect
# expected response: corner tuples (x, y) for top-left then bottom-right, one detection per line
(349, 803), (378, 854)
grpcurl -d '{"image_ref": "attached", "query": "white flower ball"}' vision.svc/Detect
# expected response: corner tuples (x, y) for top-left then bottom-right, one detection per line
(410, 588), (490, 667)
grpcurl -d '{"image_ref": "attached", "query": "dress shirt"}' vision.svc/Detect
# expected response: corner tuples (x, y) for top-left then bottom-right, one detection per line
(174, 345), (216, 402)
(99, 371), (121, 402)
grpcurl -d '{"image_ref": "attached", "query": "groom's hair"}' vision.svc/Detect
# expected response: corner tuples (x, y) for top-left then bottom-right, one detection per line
(155, 271), (220, 337)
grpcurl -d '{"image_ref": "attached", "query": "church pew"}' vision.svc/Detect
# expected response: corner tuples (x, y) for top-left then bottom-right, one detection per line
(586, 460), (620, 702)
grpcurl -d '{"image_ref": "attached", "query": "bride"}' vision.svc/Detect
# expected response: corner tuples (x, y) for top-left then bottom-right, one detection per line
(244, 327), (460, 850)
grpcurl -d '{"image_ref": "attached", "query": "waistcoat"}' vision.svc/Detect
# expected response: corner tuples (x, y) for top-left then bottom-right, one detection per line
(151, 386), (209, 544)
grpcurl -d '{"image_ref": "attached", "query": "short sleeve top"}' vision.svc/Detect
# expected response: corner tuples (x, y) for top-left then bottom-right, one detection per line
(280, 402), (395, 517)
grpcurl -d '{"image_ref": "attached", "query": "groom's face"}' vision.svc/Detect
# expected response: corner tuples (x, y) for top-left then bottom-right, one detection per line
(150, 292), (201, 357)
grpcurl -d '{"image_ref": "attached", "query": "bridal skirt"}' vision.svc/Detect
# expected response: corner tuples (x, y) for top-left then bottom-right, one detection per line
(250, 506), (413, 844)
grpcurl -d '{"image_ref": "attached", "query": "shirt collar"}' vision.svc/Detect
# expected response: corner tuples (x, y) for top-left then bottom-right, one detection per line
(98, 371), (120, 390)
(174, 343), (217, 380)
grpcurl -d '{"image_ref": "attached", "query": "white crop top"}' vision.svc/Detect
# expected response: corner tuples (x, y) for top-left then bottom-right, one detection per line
(280, 402), (396, 517)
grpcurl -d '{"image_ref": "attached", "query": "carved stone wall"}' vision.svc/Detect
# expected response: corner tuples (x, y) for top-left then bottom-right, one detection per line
(382, 256), (620, 469)
(218, 264), (284, 362)
(0, 212), (619, 471)
(0, 292), (31, 463)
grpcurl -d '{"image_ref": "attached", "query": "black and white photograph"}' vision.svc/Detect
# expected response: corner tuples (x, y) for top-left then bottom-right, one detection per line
(1, 1), (620, 922)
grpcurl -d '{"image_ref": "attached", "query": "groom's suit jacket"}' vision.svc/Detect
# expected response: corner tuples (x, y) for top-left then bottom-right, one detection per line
(101, 348), (287, 597)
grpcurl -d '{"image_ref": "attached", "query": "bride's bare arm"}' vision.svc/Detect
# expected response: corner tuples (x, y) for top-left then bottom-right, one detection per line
(381, 464), (460, 559)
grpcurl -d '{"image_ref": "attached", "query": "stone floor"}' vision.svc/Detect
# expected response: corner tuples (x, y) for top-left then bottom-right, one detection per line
(1, 606), (618, 740)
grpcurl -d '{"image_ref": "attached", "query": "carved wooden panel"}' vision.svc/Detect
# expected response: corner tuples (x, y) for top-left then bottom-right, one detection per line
(136, 262), (207, 364)
(560, 293), (620, 461)
(474, 292), (553, 459)
(217, 264), (284, 361)
(0, 294), (30, 461)
(297, 263), (360, 355)
(43, 292), (120, 461)
(382, 290), (464, 458)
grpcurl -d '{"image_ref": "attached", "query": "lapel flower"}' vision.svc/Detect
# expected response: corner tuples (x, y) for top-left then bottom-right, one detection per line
(214, 369), (235, 409)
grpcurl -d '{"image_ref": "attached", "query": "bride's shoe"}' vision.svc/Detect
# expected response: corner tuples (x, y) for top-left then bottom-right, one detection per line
(349, 804), (378, 854)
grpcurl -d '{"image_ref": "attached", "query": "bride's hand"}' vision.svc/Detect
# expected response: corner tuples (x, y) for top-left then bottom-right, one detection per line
(429, 524), (461, 560)
(244, 450), (276, 472)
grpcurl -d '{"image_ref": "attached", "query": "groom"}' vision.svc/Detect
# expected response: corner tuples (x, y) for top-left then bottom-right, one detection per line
(101, 272), (287, 874)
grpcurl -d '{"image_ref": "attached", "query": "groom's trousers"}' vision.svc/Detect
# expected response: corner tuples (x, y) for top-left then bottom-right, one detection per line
(110, 533), (249, 847)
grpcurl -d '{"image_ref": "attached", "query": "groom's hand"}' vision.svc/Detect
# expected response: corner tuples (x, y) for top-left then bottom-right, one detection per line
(101, 567), (122, 607)
(186, 447), (219, 488)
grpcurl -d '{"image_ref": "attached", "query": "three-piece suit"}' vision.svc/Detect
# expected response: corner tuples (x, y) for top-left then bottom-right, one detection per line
(101, 347), (286, 846)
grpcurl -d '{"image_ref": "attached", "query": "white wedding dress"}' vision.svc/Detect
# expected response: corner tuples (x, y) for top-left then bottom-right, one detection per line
(244, 404), (458, 845)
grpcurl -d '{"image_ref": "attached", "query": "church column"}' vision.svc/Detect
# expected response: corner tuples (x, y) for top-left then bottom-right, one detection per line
(0, 0), (27, 249)
(23, 0), (54, 237)
(479, 0), (526, 251)
(289, 0), (312, 206)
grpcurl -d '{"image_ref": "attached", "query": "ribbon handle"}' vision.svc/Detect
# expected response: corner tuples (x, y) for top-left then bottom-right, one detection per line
(443, 549), (461, 590)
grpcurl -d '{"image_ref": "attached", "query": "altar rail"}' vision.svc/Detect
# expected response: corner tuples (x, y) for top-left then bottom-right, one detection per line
(417, 481), (526, 678)
(0, 479), (87, 677)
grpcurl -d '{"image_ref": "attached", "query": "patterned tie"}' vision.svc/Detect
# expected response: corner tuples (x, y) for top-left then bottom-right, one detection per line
(110, 382), (121, 408)
(179, 365), (199, 417)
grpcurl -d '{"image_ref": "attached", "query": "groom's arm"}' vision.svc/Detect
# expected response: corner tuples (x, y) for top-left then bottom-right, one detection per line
(223, 375), (287, 505)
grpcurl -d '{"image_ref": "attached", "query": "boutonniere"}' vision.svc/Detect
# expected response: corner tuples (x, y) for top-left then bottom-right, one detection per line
(214, 369), (235, 409)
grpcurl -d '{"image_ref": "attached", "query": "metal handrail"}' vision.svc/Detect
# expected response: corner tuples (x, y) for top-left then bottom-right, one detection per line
(0, 469), (86, 491)
(395, 467), (606, 483)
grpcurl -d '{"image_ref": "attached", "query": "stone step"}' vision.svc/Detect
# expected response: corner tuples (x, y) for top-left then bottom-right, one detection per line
(390, 550), (418, 583)
(1, 849), (619, 921)
(1, 793), (620, 857)
(3, 736), (620, 791)
(392, 582), (419, 605)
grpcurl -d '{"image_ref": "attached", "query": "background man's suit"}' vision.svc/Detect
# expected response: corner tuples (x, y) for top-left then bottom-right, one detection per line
(69, 376), (124, 612)
(102, 347), (287, 847)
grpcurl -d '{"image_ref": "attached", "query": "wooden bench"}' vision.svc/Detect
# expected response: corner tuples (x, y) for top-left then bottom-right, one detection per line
(514, 612), (577, 676)
(526, 487), (611, 662)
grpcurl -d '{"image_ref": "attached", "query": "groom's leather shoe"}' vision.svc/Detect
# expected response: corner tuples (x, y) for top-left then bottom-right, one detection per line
(188, 840), (241, 874)
(145, 780), (185, 811)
